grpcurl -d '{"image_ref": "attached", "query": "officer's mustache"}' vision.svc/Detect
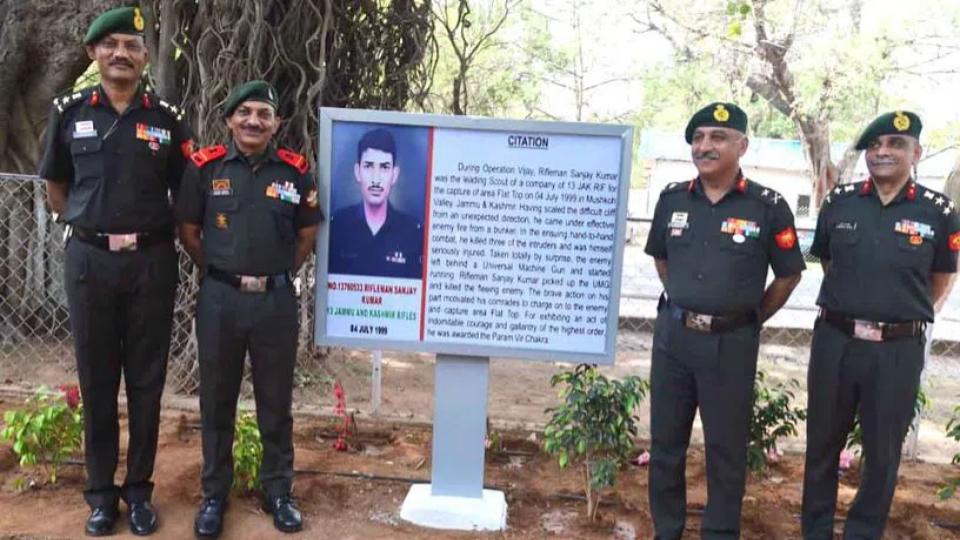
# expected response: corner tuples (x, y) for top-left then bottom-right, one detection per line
(240, 124), (265, 133)
(693, 152), (720, 160)
(109, 59), (134, 68)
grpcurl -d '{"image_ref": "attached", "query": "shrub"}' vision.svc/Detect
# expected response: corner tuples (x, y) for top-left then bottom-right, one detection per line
(0, 384), (83, 487)
(542, 364), (650, 521)
(937, 405), (960, 500)
(747, 371), (806, 472)
(846, 385), (929, 463)
(232, 411), (263, 492)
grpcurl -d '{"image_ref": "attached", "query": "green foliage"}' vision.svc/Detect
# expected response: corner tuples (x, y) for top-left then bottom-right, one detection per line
(542, 364), (650, 521)
(846, 385), (929, 458)
(937, 405), (960, 500)
(635, 0), (960, 148)
(232, 412), (263, 492)
(747, 372), (806, 472)
(0, 385), (83, 486)
(419, 2), (548, 118)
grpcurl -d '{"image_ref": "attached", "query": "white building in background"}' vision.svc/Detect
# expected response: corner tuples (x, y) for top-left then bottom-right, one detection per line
(631, 129), (957, 228)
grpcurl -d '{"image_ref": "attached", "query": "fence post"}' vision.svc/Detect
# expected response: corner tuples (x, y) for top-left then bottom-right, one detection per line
(905, 322), (933, 460)
(371, 349), (382, 415)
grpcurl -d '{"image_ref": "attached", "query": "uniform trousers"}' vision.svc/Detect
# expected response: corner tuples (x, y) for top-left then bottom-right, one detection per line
(63, 238), (178, 509)
(649, 304), (760, 540)
(196, 277), (298, 500)
(801, 319), (924, 540)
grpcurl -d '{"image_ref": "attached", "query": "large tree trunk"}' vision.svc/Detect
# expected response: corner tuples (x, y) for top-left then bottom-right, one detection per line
(748, 0), (841, 208)
(0, 0), (120, 173)
(0, 1), (118, 345)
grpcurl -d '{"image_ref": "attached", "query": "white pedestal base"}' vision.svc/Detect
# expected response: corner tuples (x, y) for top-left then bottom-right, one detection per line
(399, 483), (507, 531)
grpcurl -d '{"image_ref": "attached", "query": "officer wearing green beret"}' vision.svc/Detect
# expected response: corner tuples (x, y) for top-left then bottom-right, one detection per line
(37, 6), (192, 536)
(645, 102), (805, 539)
(802, 111), (960, 538)
(176, 80), (322, 538)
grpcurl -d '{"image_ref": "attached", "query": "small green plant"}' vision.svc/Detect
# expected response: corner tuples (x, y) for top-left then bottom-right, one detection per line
(846, 386), (929, 461)
(0, 384), (83, 487)
(747, 372), (806, 472)
(937, 405), (960, 500)
(232, 411), (263, 492)
(484, 419), (503, 453)
(542, 364), (650, 521)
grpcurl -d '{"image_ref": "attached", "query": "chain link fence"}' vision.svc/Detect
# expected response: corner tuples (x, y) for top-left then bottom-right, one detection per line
(1, 175), (959, 422)
(0, 175), (325, 401)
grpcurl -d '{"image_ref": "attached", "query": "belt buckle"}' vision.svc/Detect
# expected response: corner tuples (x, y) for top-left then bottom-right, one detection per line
(853, 320), (883, 342)
(107, 233), (138, 252)
(685, 313), (713, 332)
(239, 275), (268, 293)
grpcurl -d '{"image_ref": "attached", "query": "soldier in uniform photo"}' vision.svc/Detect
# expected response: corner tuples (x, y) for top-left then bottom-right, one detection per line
(37, 6), (192, 536)
(176, 80), (322, 538)
(801, 111), (960, 539)
(328, 128), (424, 279)
(644, 103), (806, 539)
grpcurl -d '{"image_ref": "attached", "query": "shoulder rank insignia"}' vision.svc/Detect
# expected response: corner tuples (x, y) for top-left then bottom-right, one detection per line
(756, 186), (783, 205)
(662, 180), (692, 194)
(277, 148), (309, 174)
(157, 98), (184, 122)
(190, 145), (227, 168)
(824, 181), (861, 204)
(53, 91), (85, 114)
(917, 185), (957, 216)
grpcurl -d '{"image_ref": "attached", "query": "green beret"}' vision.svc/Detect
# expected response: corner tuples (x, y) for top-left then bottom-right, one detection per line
(84, 7), (145, 45)
(854, 111), (922, 150)
(222, 80), (279, 118)
(684, 102), (748, 144)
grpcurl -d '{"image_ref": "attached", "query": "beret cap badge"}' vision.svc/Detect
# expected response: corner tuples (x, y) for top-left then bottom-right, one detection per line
(713, 104), (730, 123)
(893, 111), (910, 132)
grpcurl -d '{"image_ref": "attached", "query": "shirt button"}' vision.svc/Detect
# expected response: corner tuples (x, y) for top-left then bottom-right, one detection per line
(703, 240), (708, 246)
(697, 274), (704, 280)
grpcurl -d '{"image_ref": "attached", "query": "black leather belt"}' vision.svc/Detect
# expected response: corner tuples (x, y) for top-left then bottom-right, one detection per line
(819, 309), (924, 342)
(72, 227), (173, 252)
(661, 295), (757, 333)
(207, 266), (290, 293)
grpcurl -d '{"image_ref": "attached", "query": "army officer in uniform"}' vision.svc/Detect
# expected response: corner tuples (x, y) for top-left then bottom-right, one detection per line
(801, 111), (959, 539)
(176, 80), (322, 538)
(645, 103), (805, 539)
(38, 6), (192, 536)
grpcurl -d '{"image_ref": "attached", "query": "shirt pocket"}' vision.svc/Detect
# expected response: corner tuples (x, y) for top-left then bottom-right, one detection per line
(271, 203), (296, 244)
(203, 196), (241, 258)
(70, 138), (103, 184)
(894, 234), (934, 270)
(829, 229), (860, 268)
(720, 234), (764, 287)
(133, 143), (171, 201)
(665, 227), (693, 252)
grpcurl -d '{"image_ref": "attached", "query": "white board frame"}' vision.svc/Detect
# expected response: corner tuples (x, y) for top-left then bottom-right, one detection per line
(314, 107), (633, 365)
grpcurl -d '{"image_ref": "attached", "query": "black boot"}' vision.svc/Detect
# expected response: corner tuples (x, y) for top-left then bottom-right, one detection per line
(85, 506), (119, 537)
(262, 494), (303, 533)
(194, 498), (227, 539)
(128, 501), (158, 535)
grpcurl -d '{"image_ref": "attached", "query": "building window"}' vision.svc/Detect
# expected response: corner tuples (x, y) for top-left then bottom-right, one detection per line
(797, 195), (811, 217)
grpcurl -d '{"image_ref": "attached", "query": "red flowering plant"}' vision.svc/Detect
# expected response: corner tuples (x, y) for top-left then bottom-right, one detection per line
(332, 381), (357, 452)
(0, 384), (84, 487)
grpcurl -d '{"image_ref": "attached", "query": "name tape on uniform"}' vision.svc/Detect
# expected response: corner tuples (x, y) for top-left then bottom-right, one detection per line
(73, 121), (97, 139)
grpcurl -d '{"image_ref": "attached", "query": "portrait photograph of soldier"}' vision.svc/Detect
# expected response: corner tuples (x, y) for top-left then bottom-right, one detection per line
(327, 124), (428, 280)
